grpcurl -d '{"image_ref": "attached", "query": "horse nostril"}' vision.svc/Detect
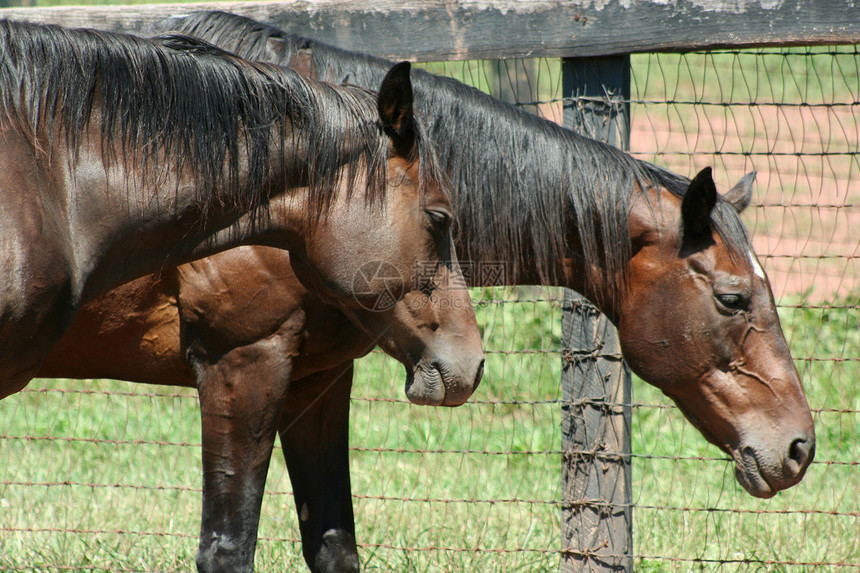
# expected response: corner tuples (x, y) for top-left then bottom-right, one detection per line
(473, 359), (485, 391)
(787, 436), (815, 473)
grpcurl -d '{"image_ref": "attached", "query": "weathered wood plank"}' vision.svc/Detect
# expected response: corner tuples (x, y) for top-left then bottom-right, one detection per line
(1, 0), (859, 62)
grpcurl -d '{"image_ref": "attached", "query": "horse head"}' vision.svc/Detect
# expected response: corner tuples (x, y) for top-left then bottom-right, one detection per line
(288, 63), (484, 407)
(617, 167), (814, 498)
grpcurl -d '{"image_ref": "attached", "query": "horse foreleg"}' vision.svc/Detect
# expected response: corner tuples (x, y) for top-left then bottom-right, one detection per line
(278, 364), (358, 573)
(192, 336), (296, 573)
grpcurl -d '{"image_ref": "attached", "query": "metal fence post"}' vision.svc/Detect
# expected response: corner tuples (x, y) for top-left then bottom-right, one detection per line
(560, 56), (633, 573)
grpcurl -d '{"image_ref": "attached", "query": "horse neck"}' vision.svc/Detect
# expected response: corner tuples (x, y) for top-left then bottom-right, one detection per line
(298, 44), (641, 306)
(158, 22), (599, 290)
(54, 128), (307, 303)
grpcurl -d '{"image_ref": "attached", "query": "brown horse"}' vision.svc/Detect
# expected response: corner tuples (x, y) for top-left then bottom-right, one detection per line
(0, 20), (485, 568)
(39, 11), (814, 573)
(0, 18), (483, 406)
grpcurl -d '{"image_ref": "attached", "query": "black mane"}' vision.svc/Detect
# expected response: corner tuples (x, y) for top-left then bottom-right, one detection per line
(0, 19), (438, 223)
(162, 10), (752, 305)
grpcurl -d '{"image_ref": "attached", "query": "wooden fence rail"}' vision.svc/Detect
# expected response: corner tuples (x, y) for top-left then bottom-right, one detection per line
(3, 0), (860, 62)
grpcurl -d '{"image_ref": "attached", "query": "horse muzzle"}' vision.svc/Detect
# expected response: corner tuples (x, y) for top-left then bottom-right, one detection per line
(672, 389), (816, 498)
(405, 357), (484, 406)
(732, 431), (816, 498)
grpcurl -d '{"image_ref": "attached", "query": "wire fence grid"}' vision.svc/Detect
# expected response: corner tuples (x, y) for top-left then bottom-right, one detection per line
(1, 47), (858, 571)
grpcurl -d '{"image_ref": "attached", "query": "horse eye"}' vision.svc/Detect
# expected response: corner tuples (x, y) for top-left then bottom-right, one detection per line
(425, 209), (451, 233)
(716, 293), (748, 312)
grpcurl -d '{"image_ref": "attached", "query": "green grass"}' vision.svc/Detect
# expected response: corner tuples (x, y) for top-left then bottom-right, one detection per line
(1, 288), (857, 572)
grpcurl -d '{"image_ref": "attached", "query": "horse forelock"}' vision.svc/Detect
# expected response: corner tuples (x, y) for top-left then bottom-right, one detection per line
(0, 18), (397, 224)
(710, 198), (755, 265)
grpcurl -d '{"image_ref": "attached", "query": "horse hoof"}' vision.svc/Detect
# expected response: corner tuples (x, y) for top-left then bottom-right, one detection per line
(315, 529), (359, 573)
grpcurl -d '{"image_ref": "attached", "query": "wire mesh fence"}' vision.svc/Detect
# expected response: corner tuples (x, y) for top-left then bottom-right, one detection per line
(626, 47), (859, 571)
(1, 47), (858, 572)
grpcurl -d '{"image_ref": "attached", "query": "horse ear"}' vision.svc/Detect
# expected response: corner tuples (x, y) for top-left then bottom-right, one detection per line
(681, 167), (718, 249)
(377, 62), (415, 153)
(722, 171), (755, 213)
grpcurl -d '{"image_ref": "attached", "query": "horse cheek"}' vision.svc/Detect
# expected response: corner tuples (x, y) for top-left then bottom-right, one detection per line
(618, 284), (682, 390)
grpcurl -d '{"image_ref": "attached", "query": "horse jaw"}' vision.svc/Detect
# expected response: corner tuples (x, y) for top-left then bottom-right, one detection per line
(670, 373), (814, 499)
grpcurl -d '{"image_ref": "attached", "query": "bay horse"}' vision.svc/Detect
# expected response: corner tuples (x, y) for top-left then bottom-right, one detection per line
(0, 18), (486, 570)
(39, 11), (814, 573)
